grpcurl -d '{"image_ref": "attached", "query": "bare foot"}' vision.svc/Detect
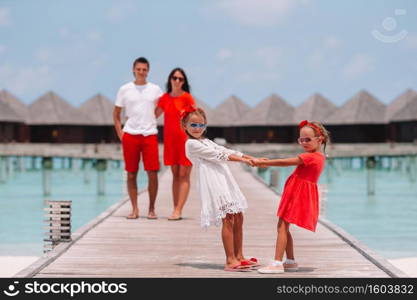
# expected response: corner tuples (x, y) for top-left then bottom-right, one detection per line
(147, 211), (158, 219)
(126, 209), (139, 219)
(167, 213), (182, 221)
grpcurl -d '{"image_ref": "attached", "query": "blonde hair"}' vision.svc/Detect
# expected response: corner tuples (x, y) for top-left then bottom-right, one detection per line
(180, 107), (207, 139)
(309, 121), (330, 153)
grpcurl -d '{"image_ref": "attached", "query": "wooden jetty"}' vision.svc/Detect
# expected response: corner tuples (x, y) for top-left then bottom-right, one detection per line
(15, 164), (406, 278)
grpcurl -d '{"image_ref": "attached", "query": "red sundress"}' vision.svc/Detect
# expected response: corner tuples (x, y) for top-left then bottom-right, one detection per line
(157, 92), (195, 166)
(277, 152), (326, 232)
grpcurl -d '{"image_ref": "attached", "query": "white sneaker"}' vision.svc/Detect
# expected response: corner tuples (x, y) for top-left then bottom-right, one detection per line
(283, 261), (299, 272)
(258, 261), (284, 274)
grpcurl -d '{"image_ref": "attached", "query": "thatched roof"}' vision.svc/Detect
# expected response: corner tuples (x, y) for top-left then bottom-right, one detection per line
(213, 95), (250, 126)
(294, 93), (337, 124)
(325, 90), (386, 124)
(0, 101), (22, 122)
(386, 89), (417, 122)
(391, 94), (417, 122)
(0, 89), (29, 122)
(28, 91), (91, 125)
(79, 94), (114, 125)
(236, 94), (294, 126)
(194, 98), (219, 125)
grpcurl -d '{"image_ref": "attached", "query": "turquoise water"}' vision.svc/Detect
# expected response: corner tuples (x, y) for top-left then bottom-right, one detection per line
(257, 156), (417, 259)
(0, 157), (148, 256)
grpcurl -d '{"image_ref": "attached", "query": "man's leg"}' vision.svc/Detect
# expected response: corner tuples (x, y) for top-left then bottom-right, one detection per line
(147, 170), (158, 218)
(126, 171), (139, 219)
(122, 133), (141, 219)
(142, 134), (160, 219)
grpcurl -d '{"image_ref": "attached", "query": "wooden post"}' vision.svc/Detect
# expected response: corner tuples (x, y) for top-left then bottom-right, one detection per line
(42, 157), (53, 196)
(82, 159), (91, 184)
(96, 159), (107, 195)
(44, 200), (71, 252)
(0, 156), (6, 183)
(408, 156), (416, 182)
(269, 168), (280, 191)
(17, 156), (25, 172)
(326, 158), (333, 183)
(366, 156), (376, 196)
(31, 156), (37, 170)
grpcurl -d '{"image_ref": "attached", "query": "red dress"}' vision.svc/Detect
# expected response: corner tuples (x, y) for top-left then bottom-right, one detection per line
(277, 152), (326, 232)
(157, 92), (195, 166)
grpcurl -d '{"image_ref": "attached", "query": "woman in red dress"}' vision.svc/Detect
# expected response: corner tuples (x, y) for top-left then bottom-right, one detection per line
(252, 120), (330, 274)
(156, 68), (195, 220)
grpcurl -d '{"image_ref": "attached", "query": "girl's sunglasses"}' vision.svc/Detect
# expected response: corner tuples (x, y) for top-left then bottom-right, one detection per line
(298, 137), (318, 144)
(171, 76), (184, 82)
(188, 123), (207, 128)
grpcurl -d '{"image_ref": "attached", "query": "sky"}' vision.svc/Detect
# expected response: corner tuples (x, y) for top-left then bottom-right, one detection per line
(0, 0), (417, 109)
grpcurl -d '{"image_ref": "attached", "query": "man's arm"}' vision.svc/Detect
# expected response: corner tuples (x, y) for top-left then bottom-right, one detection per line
(113, 106), (124, 142)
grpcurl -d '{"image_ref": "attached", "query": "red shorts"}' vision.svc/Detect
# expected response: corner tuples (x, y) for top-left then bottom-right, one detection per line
(122, 133), (159, 172)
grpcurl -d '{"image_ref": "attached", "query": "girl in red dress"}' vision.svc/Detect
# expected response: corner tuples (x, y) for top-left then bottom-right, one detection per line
(253, 120), (330, 274)
(156, 68), (195, 220)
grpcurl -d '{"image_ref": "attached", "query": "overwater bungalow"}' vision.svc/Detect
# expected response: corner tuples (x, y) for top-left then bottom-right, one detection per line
(79, 94), (119, 143)
(324, 90), (387, 143)
(235, 94), (295, 143)
(212, 95), (250, 143)
(0, 90), (30, 142)
(28, 91), (91, 143)
(0, 101), (23, 142)
(386, 89), (417, 142)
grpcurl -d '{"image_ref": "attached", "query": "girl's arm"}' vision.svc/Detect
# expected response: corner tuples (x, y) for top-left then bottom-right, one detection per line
(253, 156), (303, 167)
(228, 154), (253, 166)
(187, 139), (251, 165)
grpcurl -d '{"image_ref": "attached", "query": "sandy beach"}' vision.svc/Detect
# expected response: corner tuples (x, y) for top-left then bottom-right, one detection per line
(0, 256), (39, 277)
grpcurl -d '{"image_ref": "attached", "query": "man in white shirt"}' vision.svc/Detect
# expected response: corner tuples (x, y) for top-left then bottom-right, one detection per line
(113, 57), (163, 219)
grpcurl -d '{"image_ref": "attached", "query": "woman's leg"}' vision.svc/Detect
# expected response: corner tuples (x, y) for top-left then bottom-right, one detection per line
(171, 165), (191, 217)
(233, 213), (245, 261)
(222, 214), (240, 267)
(274, 218), (290, 261)
(170, 165), (180, 208)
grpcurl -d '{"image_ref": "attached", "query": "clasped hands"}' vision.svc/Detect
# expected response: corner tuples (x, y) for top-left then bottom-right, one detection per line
(243, 157), (269, 167)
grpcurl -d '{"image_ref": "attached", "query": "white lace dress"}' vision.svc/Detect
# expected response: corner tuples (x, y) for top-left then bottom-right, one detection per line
(185, 138), (248, 228)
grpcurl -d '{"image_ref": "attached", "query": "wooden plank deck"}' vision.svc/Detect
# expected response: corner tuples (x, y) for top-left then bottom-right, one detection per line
(29, 163), (399, 278)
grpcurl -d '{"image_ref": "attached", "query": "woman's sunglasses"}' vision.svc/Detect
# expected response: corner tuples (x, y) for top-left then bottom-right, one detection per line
(298, 137), (318, 144)
(171, 76), (184, 82)
(188, 123), (207, 129)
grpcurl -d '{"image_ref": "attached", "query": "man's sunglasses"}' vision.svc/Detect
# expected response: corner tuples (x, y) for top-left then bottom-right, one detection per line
(171, 76), (185, 82)
(297, 137), (318, 144)
(188, 123), (207, 128)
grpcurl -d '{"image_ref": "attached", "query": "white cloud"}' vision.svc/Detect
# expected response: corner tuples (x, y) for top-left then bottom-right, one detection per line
(106, 1), (138, 23)
(216, 48), (233, 61)
(342, 54), (374, 80)
(255, 46), (282, 69)
(323, 36), (343, 49)
(309, 36), (343, 69)
(210, 0), (307, 26)
(0, 64), (53, 95)
(404, 34), (417, 49)
(0, 7), (11, 26)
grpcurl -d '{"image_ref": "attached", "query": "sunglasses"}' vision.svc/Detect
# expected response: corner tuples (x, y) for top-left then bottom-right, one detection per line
(171, 76), (185, 82)
(188, 123), (207, 128)
(297, 137), (318, 144)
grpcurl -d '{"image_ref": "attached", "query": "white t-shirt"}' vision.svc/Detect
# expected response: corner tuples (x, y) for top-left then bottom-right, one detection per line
(115, 81), (163, 136)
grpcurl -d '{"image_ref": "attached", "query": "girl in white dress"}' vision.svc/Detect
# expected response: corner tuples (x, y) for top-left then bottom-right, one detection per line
(181, 107), (261, 272)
